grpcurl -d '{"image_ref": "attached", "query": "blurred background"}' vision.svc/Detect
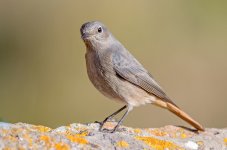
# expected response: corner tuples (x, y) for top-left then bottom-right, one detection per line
(0, 1), (226, 129)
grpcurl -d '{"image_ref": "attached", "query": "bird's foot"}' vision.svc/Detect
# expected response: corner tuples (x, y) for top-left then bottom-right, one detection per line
(100, 127), (116, 133)
(94, 121), (103, 125)
(99, 122), (118, 133)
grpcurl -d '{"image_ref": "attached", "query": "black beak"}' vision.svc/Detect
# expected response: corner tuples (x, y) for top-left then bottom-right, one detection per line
(81, 33), (90, 40)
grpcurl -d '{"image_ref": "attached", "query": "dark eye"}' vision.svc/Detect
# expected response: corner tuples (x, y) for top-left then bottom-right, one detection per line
(98, 27), (102, 33)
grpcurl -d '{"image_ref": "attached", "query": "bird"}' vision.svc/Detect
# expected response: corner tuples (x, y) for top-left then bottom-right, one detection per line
(80, 21), (204, 133)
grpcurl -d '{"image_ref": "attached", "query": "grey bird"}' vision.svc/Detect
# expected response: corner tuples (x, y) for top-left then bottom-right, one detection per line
(80, 21), (204, 133)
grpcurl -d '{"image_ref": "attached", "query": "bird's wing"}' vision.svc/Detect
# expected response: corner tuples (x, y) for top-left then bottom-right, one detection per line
(112, 49), (176, 105)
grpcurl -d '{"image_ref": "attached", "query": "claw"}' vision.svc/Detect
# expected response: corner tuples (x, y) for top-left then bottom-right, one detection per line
(100, 128), (115, 133)
(94, 121), (103, 125)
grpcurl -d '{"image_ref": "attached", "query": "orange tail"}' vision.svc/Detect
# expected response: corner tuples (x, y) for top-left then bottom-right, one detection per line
(154, 100), (205, 131)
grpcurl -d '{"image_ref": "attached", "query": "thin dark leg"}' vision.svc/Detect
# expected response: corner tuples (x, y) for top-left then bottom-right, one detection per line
(103, 105), (127, 123)
(99, 105), (127, 130)
(110, 106), (133, 133)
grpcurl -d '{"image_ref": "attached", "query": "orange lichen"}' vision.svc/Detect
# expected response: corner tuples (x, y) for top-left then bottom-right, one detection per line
(23, 134), (33, 145)
(35, 125), (51, 132)
(178, 129), (189, 139)
(65, 129), (72, 135)
(134, 128), (142, 134)
(40, 135), (52, 146)
(224, 138), (227, 146)
(116, 140), (129, 148)
(136, 136), (182, 150)
(67, 135), (88, 144)
(77, 131), (89, 137)
(64, 127), (89, 136)
(55, 143), (70, 150)
(180, 133), (187, 139)
(149, 129), (167, 137)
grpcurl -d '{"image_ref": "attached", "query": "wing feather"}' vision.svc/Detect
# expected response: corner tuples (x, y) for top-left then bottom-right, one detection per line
(112, 49), (175, 104)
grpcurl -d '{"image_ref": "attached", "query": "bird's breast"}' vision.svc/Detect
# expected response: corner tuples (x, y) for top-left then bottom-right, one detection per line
(85, 51), (122, 101)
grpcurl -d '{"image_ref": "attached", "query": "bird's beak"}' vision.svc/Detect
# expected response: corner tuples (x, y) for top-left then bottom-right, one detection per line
(81, 34), (88, 40)
(81, 32), (92, 40)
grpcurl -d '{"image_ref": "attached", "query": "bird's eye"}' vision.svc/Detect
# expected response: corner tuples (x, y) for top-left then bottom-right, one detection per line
(98, 27), (102, 33)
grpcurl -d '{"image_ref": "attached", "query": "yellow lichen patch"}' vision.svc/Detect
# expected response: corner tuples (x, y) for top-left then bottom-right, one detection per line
(55, 143), (70, 150)
(77, 131), (89, 137)
(178, 129), (188, 139)
(65, 129), (72, 135)
(180, 133), (187, 139)
(224, 138), (227, 146)
(64, 127), (89, 136)
(35, 125), (51, 132)
(23, 134), (33, 145)
(67, 135), (88, 144)
(40, 135), (52, 146)
(116, 140), (129, 148)
(134, 128), (142, 134)
(136, 136), (182, 150)
(150, 129), (167, 137)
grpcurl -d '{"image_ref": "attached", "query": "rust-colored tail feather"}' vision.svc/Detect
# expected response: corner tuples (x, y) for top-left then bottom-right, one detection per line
(154, 100), (205, 131)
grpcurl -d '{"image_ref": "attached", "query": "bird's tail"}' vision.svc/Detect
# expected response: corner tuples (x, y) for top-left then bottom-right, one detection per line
(154, 99), (205, 131)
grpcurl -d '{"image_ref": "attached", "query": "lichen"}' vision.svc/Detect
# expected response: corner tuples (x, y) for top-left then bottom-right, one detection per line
(180, 133), (187, 139)
(23, 134), (33, 146)
(149, 129), (167, 137)
(77, 131), (89, 137)
(134, 128), (142, 134)
(34, 125), (51, 132)
(67, 135), (88, 144)
(179, 129), (189, 139)
(136, 136), (183, 150)
(55, 143), (69, 150)
(224, 138), (227, 146)
(116, 140), (129, 148)
(40, 135), (51, 146)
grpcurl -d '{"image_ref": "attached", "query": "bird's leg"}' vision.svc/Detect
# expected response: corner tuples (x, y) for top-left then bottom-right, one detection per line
(99, 105), (127, 131)
(101, 105), (133, 133)
(110, 106), (133, 133)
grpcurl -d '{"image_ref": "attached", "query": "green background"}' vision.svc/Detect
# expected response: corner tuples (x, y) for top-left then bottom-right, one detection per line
(0, 1), (226, 128)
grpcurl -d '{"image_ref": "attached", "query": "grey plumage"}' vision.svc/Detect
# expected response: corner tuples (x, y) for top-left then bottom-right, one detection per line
(112, 46), (169, 100)
(80, 21), (204, 132)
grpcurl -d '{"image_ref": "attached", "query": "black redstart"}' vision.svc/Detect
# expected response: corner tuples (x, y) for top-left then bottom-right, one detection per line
(80, 21), (204, 133)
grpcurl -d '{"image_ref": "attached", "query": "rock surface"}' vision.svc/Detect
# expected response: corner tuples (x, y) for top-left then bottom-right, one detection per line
(0, 122), (226, 150)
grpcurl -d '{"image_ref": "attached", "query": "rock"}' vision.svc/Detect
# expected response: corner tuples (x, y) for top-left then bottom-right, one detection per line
(0, 122), (226, 150)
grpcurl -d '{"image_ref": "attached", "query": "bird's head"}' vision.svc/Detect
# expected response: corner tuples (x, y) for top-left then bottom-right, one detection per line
(80, 21), (112, 50)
